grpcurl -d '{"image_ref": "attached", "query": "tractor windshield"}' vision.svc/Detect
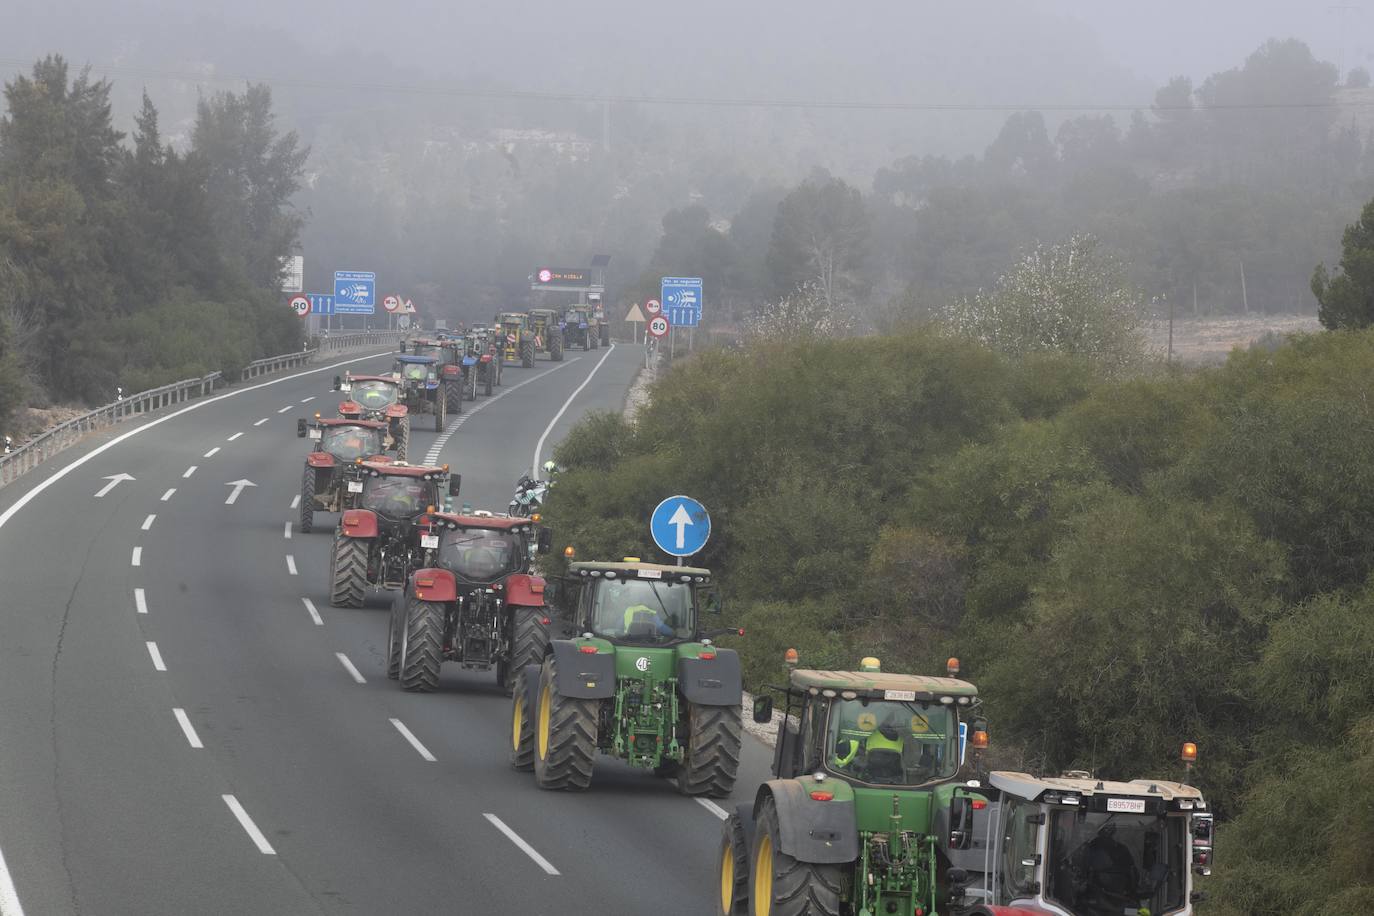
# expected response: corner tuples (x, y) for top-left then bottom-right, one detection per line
(397, 362), (432, 382)
(321, 426), (384, 461)
(360, 476), (433, 520)
(438, 528), (522, 582)
(590, 578), (695, 643)
(824, 699), (958, 787)
(1045, 811), (1186, 916)
(351, 380), (398, 411)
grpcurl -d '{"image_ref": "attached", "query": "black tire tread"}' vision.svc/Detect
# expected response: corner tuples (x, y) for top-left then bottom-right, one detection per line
(400, 598), (443, 692)
(299, 465), (316, 532)
(510, 668), (536, 770)
(328, 535), (368, 608)
(718, 814), (750, 916)
(680, 703), (743, 797)
(533, 656), (597, 790)
(749, 799), (845, 916)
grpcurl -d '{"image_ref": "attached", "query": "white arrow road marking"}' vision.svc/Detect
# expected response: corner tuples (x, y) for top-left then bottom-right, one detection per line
(253, 418), (269, 427)
(134, 588), (148, 615)
(182, 466), (197, 478)
(146, 641), (166, 672)
(530, 343), (617, 478)
(695, 798), (729, 820)
(131, 547), (142, 567)
(224, 479), (257, 505)
(172, 708), (202, 748)
(389, 718), (436, 761)
(141, 514), (156, 531)
(335, 653), (366, 684)
(483, 814), (560, 875)
(302, 598), (322, 625)
(203, 447), (220, 458)
(222, 795), (276, 855)
(160, 488), (176, 502)
(285, 555), (297, 576)
(227, 432), (243, 442)
(669, 504), (694, 550)
(93, 473), (135, 498)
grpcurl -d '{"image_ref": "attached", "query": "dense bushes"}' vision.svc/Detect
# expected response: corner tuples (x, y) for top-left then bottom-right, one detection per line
(543, 327), (1374, 909)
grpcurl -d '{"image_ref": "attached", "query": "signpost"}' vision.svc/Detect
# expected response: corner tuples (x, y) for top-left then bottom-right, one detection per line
(333, 270), (376, 315)
(289, 295), (311, 317)
(650, 495), (711, 560)
(625, 302), (646, 343)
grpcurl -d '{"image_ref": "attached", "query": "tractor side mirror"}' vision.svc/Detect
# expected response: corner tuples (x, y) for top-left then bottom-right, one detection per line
(399, 341), (407, 353)
(332, 375), (341, 390)
(701, 586), (723, 616)
(296, 419), (308, 437)
(449, 474), (462, 497)
(948, 795), (974, 851)
(752, 696), (774, 724)
(537, 527), (553, 553)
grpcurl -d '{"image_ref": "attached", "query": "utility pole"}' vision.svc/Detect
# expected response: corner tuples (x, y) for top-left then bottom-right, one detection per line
(1329, 5), (1362, 79)
(1167, 294), (1175, 366)
(1239, 259), (1249, 315)
(602, 100), (611, 153)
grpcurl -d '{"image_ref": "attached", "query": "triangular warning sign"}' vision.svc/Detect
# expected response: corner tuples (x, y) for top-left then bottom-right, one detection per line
(625, 303), (646, 322)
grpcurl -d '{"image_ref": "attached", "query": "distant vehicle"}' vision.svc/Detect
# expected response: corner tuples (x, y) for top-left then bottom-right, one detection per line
(295, 415), (391, 533)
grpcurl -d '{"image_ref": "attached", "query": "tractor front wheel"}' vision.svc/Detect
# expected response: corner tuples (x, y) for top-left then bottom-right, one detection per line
(400, 598), (444, 692)
(717, 814), (750, 916)
(533, 655), (597, 790)
(501, 607), (551, 694)
(679, 703), (743, 797)
(299, 465), (317, 533)
(328, 535), (369, 608)
(393, 417), (410, 462)
(520, 339), (535, 368)
(748, 798), (845, 916)
(510, 667), (536, 771)
(445, 378), (463, 413)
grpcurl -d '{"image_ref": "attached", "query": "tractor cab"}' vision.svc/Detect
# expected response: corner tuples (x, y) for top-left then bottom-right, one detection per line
(334, 373), (402, 420)
(428, 513), (550, 586)
(393, 353), (439, 389)
(564, 305), (591, 327)
(564, 560), (723, 646)
(950, 765), (1213, 916)
(298, 416), (388, 462)
(353, 461), (455, 525)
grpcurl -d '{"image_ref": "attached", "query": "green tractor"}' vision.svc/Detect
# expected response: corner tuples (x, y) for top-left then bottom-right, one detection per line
(718, 655), (984, 916)
(509, 558), (743, 796)
(526, 308), (565, 362)
(497, 311), (536, 367)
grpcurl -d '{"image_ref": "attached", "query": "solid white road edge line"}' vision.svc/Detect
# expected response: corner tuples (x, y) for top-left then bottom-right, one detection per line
(172, 708), (203, 748)
(227, 432), (243, 441)
(285, 555), (297, 576)
(483, 814), (561, 876)
(696, 798), (729, 820)
(146, 641), (166, 672)
(335, 653), (366, 684)
(389, 718), (437, 762)
(134, 588), (148, 615)
(0, 841), (25, 916)
(130, 547), (142, 567)
(302, 598), (323, 625)
(222, 795), (277, 855)
(421, 357), (584, 466)
(160, 488), (175, 501)
(141, 514), (155, 531)
(203, 447), (220, 458)
(530, 343), (617, 478)
(182, 466), (197, 478)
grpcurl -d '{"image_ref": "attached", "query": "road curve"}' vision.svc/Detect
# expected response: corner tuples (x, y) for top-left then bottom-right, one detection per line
(0, 344), (770, 915)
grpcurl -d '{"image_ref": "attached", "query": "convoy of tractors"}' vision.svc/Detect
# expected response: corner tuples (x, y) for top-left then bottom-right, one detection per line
(291, 316), (1215, 916)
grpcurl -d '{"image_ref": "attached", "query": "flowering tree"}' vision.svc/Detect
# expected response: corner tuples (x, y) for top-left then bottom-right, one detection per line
(942, 234), (1150, 373)
(741, 280), (855, 340)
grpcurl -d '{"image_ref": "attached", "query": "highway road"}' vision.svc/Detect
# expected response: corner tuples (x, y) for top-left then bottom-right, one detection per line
(0, 343), (771, 915)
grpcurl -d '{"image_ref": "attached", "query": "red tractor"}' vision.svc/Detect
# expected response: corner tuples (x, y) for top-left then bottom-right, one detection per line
(387, 512), (555, 693)
(295, 415), (391, 533)
(334, 372), (411, 460)
(328, 461), (461, 608)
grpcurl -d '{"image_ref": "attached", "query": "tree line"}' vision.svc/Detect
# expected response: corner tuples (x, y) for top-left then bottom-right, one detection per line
(0, 56), (306, 434)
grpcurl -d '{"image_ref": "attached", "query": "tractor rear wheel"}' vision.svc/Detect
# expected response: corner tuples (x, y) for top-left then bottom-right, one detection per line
(520, 339), (535, 368)
(400, 598), (444, 692)
(445, 379), (463, 414)
(510, 667), (536, 770)
(533, 655), (597, 790)
(299, 465), (316, 533)
(590, 332), (599, 350)
(467, 365), (478, 400)
(500, 607), (551, 694)
(485, 363), (495, 394)
(748, 799), (845, 916)
(386, 593), (404, 679)
(679, 703), (743, 797)
(393, 417), (410, 462)
(717, 814), (750, 916)
(550, 333), (563, 362)
(434, 389), (446, 432)
(328, 535), (368, 608)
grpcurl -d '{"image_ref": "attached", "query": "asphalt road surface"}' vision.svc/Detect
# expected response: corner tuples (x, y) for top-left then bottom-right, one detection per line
(0, 343), (771, 915)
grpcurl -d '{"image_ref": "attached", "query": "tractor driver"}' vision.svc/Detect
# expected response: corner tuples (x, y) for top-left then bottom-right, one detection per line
(364, 477), (428, 518)
(829, 705), (915, 784)
(596, 581), (676, 639)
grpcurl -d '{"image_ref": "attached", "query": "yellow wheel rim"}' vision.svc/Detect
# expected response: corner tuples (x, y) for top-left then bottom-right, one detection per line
(719, 839), (735, 914)
(537, 683), (552, 760)
(512, 693), (524, 752)
(753, 833), (773, 916)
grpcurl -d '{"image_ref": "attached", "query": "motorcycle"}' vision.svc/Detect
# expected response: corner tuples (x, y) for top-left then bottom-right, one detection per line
(509, 474), (550, 517)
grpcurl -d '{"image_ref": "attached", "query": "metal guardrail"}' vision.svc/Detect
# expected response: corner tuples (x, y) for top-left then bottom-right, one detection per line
(1, 331), (406, 490)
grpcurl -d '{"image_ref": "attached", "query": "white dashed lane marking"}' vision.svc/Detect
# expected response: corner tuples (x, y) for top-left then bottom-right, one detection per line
(483, 814), (561, 876)
(146, 641), (166, 672)
(227, 432), (244, 442)
(302, 598), (323, 625)
(182, 466), (197, 478)
(131, 547), (142, 567)
(286, 555), (297, 576)
(173, 708), (203, 748)
(203, 447), (220, 458)
(141, 514), (156, 531)
(336, 653), (366, 684)
(134, 588), (148, 615)
(390, 719), (437, 762)
(160, 488), (176, 501)
(222, 795), (276, 855)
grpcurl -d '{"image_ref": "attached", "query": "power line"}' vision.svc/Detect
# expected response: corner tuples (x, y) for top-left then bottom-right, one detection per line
(3, 56), (1374, 114)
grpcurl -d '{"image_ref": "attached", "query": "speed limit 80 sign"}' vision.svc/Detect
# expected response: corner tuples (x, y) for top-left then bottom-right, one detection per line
(647, 314), (671, 339)
(289, 295), (310, 317)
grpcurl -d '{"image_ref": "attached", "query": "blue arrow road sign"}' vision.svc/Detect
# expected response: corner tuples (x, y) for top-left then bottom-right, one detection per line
(650, 495), (710, 558)
(334, 270), (376, 314)
(661, 277), (702, 328)
(308, 294), (335, 315)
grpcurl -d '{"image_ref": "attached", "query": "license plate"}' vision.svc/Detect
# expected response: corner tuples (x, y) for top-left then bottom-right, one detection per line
(347, 481), (363, 493)
(340, 384), (351, 392)
(308, 428), (322, 440)
(1107, 798), (1147, 814)
(637, 568), (662, 579)
(421, 535), (439, 549)
(884, 690), (917, 702)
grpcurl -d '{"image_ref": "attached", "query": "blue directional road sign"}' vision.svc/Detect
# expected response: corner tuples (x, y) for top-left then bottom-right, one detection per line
(661, 277), (703, 328)
(334, 270), (376, 314)
(650, 495), (711, 558)
(308, 294), (335, 315)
